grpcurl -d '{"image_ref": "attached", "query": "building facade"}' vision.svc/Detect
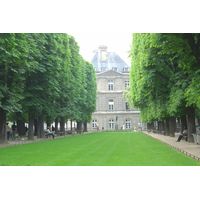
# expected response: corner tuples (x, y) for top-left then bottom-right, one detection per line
(87, 46), (142, 131)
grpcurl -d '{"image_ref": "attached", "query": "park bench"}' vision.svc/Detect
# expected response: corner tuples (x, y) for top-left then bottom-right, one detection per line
(152, 130), (159, 133)
(15, 133), (20, 140)
(76, 130), (83, 134)
(59, 132), (64, 136)
(45, 131), (55, 139)
(13, 134), (26, 144)
(66, 130), (76, 135)
(147, 129), (164, 134)
(161, 131), (165, 135)
(182, 134), (188, 141)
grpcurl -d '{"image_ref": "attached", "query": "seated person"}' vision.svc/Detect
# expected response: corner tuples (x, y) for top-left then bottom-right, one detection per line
(45, 127), (54, 139)
(176, 127), (187, 142)
(45, 127), (51, 133)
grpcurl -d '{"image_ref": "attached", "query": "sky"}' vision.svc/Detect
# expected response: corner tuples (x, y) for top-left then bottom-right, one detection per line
(2, 1), (198, 70)
(69, 33), (132, 65)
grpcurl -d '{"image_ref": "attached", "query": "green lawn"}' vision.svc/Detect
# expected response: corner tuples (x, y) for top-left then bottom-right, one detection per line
(0, 131), (200, 166)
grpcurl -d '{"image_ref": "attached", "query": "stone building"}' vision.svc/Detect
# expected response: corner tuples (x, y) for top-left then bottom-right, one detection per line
(87, 45), (143, 131)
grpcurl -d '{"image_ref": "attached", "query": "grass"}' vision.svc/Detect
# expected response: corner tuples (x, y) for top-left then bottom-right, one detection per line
(0, 131), (200, 166)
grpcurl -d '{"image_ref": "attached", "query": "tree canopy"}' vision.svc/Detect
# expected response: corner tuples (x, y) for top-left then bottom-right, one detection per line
(129, 33), (200, 140)
(0, 33), (97, 143)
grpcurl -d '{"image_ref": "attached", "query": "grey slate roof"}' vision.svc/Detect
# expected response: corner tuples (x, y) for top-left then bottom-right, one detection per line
(91, 51), (130, 72)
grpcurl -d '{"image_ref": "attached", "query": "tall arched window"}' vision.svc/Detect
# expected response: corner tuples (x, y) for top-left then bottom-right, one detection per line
(108, 80), (114, 91)
(126, 119), (131, 129)
(109, 99), (114, 110)
(125, 80), (129, 89)
(109, 119), (114, 129)
(92, 119), (98, 129)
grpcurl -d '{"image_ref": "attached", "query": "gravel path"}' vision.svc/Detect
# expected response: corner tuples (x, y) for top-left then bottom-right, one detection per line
(142, 131), (200, 161)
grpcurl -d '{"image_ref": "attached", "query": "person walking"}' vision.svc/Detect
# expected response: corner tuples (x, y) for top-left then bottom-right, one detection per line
(6, 123), (12, 140)
(11, 122), (17, 140)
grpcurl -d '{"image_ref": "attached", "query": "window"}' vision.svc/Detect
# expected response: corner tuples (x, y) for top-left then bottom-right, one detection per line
(109, 119), (115, 129)
(92, 119), (98, 129)
(109, 99), (114, 110)
(108, 80), (114, 91)
(123, 67), (129, 72)
(126, 119), (131, 129)
(126, 102), (130, 110)
(125, 80), (129, 89)
(112, 67), (118, 71)
(101, 67), (107, 71)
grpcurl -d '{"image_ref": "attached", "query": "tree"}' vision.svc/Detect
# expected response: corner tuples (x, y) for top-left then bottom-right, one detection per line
(0, 33), (32, 143)
(67, 36), (85, 124)
(130, 33), (200, 141)
(0, 33), (97, 143)
(22, 33), (71, 139)
(81, 61), (97, 131)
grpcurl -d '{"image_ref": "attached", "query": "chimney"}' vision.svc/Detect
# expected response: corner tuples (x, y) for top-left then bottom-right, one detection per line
(98, 45), (108, 61)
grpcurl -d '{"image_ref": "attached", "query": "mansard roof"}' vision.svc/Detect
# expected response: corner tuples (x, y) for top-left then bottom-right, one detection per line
(91, 51), (130, 72)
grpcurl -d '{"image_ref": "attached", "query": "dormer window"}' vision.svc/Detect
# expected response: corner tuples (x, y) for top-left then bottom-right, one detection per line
(123, 67), (129, 72)
(101, 67), (107, 71)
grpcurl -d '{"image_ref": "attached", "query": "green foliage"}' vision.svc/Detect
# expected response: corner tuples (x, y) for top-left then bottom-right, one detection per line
(0, 33), (97, 142)
(0, 33), (30, 112)
(81, 61), (97, 122)
(130, 33), (200, 123)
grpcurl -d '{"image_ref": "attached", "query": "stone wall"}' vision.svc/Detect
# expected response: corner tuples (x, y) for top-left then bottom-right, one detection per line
(87, 70), (144, 132)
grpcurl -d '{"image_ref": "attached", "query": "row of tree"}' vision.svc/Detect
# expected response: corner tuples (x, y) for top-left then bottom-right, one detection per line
(128, 33), (200, 142)
(0, 33), (97, 144)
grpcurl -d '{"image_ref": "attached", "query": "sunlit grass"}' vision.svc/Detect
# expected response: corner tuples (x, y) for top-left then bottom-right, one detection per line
(0, 131), (199, 166)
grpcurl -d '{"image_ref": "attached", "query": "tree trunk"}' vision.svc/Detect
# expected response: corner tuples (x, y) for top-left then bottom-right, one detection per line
(17, 120), (25, 136)
(46, 118), (51, 129)
(0, 108), (6, 144)
(169, 116), (176, 137)
(28, 114), (34, 140)
(38, 114), (44, 138)
(147, 122), (155, 130)
(165, 118), (170, 136)
(187, 106), (196, 142)
(70, 120), (73, 131)
(77, 122), (83, 131)
(83, 122), (87, 132)
(180, 115), (187, 133)
(158, 121), (165, 134)
(60, 117), (65, 133)
(16, 112), (26, 136)
(147, 123), (151, 130)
